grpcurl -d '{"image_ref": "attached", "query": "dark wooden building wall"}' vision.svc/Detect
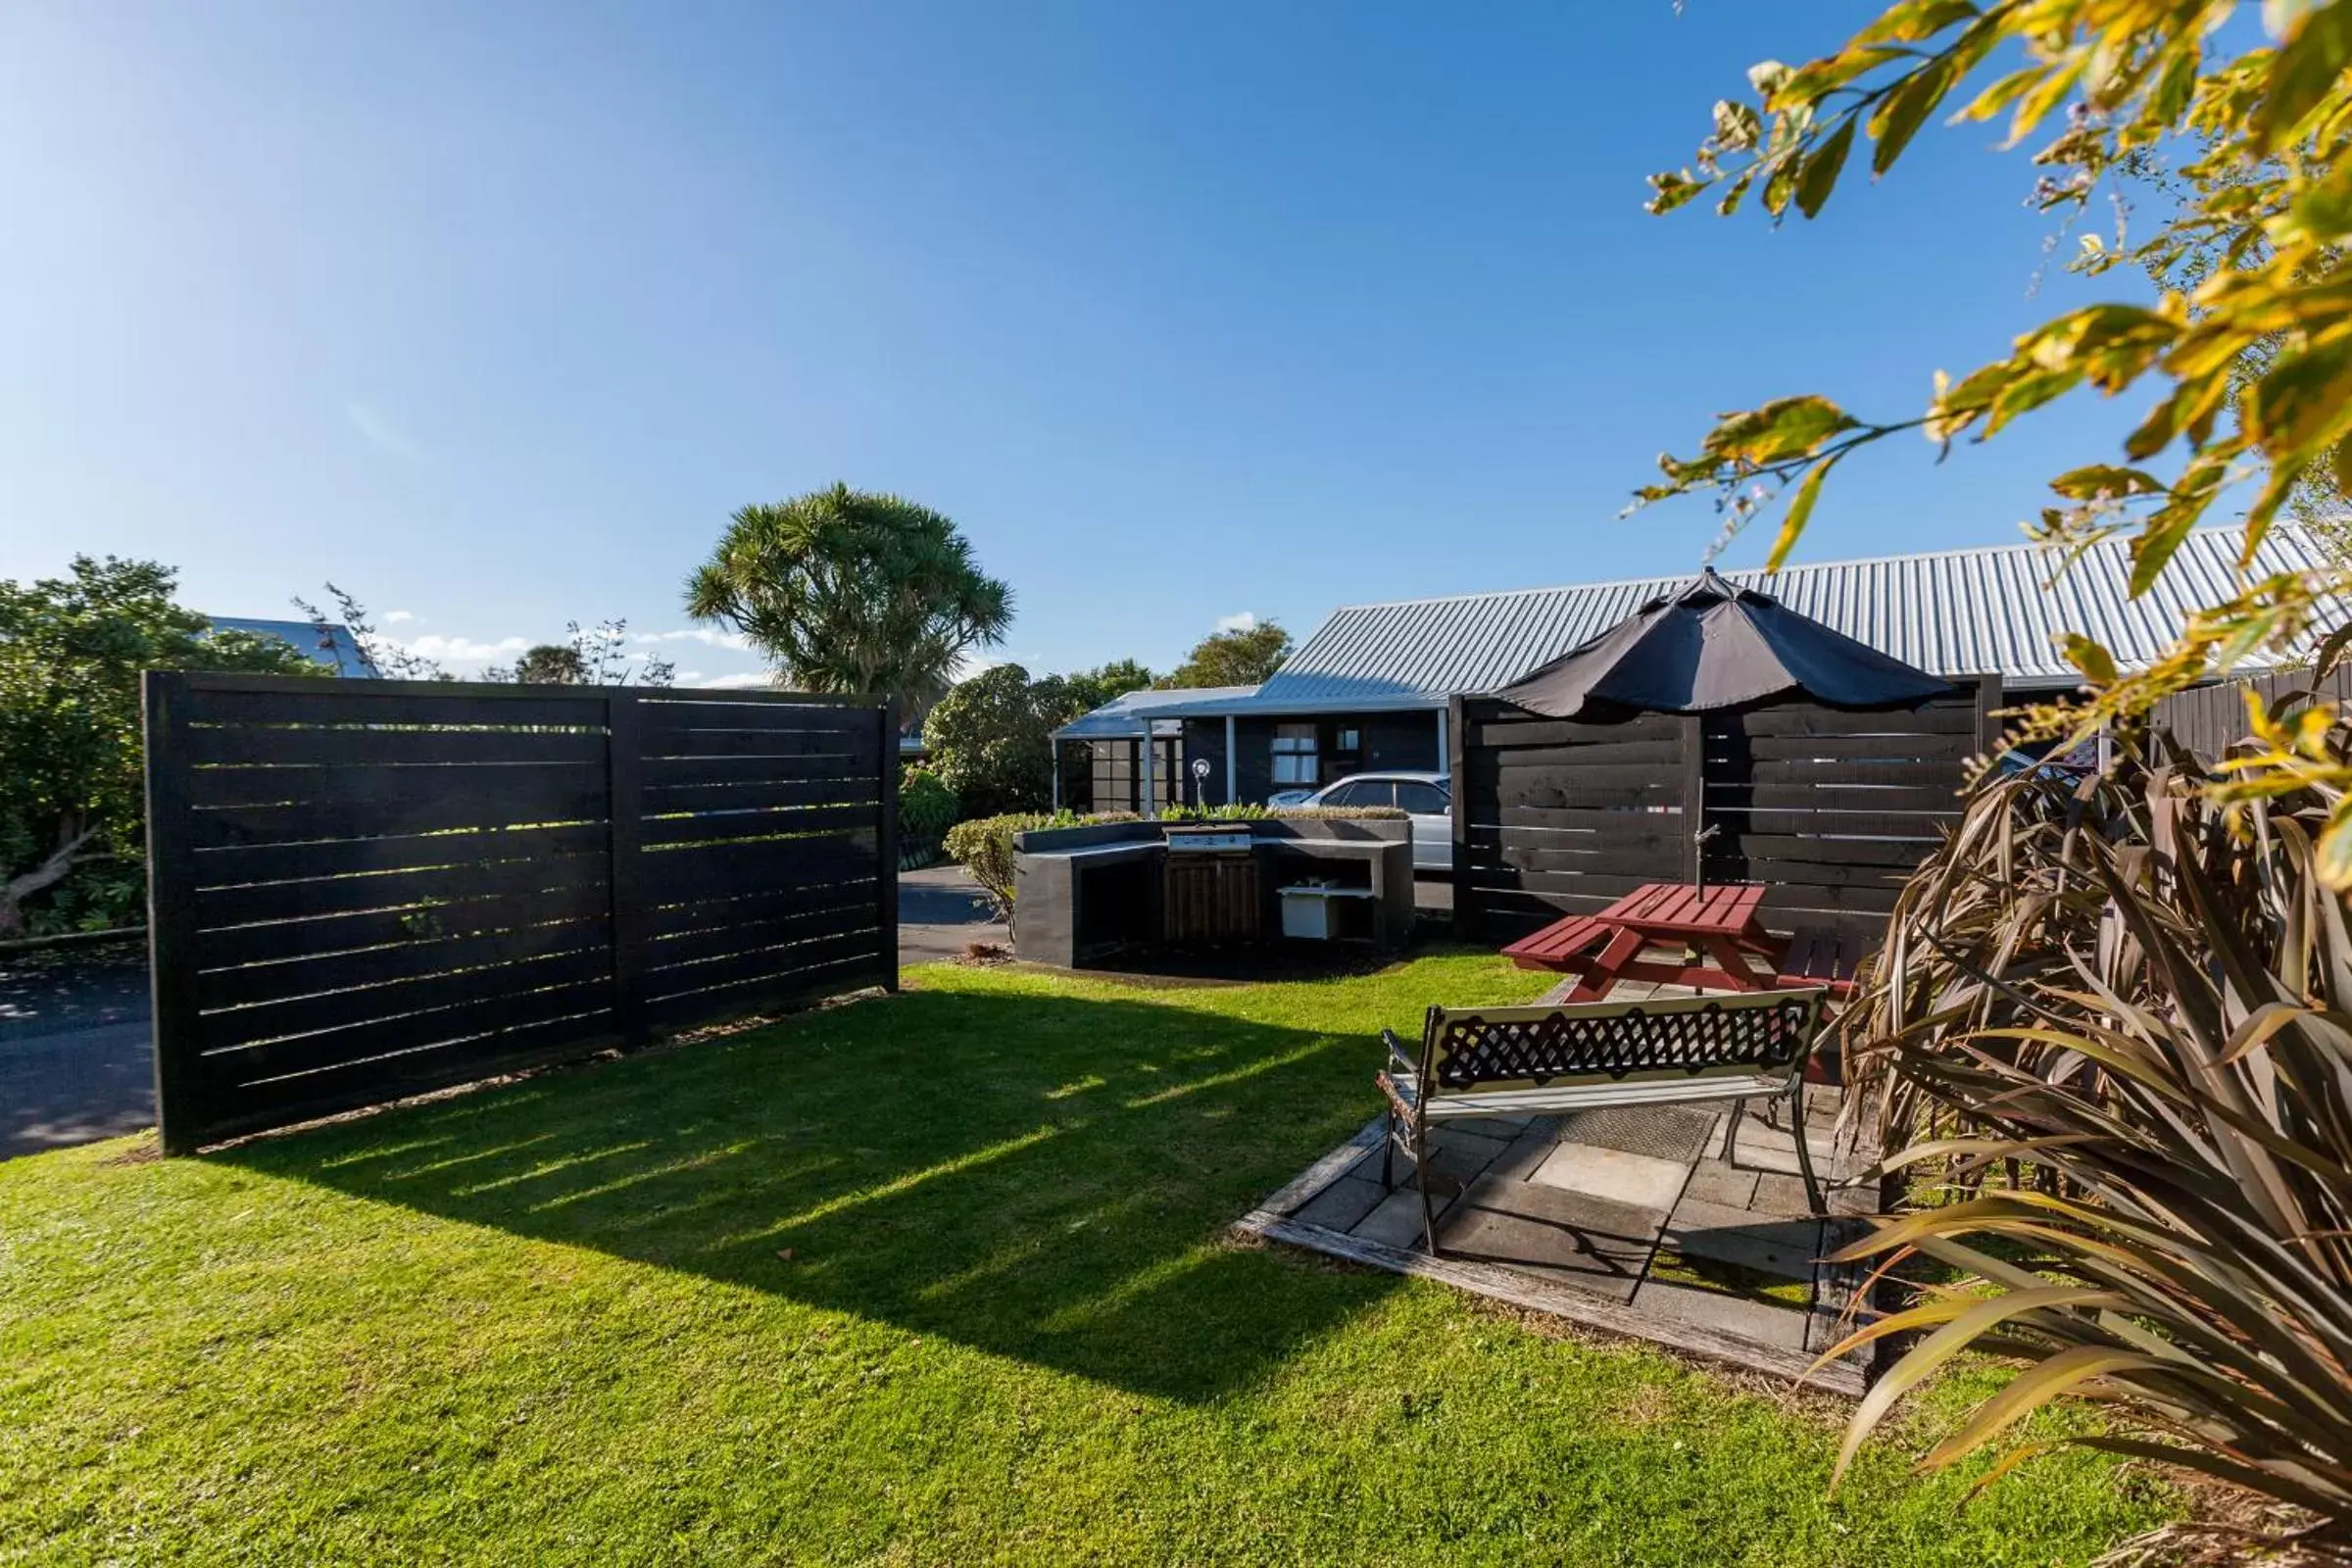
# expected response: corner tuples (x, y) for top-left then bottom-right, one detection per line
(1452, 680), (2000, 949)
(144, 672), (897, 1153)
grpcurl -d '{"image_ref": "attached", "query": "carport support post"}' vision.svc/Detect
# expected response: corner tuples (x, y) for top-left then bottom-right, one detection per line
(1224, 714), (1237, 806)
(1140, 729), (1156, 818)
(1050, 738), (1060, 810)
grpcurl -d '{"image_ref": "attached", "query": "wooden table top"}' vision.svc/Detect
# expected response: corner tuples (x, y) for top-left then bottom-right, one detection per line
(1595, 882), (1769, 936)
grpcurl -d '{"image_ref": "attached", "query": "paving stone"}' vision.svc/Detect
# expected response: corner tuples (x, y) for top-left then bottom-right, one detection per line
(1449, 1115), (1535, 1138)
(1726, 1113), (1839, 1178)
(1751, 1172), (1821, 1217)
(1634, 1277), (1812, 1351)
(1528, 1141), (1691, 1211)
(1680, 1159), (1760, 1209)
(1292, 1173), (1388, 1234)
(1485, 1122), (1564, 1184)
(1661, 1197), (1824, 1281)
(1352, 1186), (1453, 1250)
(1433, 1174), (1664, 1302)
(1429, 1124), (1513, 1163)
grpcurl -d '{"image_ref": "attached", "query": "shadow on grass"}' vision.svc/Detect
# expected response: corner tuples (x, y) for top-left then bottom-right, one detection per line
(212, 987), (1401, 1403)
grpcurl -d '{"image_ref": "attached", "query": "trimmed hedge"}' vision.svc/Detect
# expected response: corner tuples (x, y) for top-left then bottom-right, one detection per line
(944, 805), (1409, 910)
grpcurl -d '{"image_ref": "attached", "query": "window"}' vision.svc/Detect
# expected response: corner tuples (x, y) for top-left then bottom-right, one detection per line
(1395, 781), (1448, 814)
(1326, 779), (1386, 808)
(1335, 727), (1361, 753)
(1270, 723), (1318, 786)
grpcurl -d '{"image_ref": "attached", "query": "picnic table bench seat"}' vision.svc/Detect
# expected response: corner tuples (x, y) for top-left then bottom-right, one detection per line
(1376, 988), (1828, 1254)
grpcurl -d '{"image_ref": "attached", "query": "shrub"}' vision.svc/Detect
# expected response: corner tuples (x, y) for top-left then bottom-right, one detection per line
(1159, 803), (1407, 822)
(897, 764), (960, 841)
(944, 810), (1141, 909)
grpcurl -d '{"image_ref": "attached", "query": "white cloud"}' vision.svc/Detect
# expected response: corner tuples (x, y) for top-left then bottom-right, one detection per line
(695, 671), (773, 690)
(1214, 612), (1258, 633)
(382, 610), (417, 624)
(399, 633), (531, 666)
(636, 627), (752, 651)
(677, 670), (706, 683)
(344, 400), (420, 461)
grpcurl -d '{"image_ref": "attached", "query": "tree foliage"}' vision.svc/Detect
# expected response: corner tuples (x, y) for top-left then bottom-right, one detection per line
(0, 557), (324, 933)
(921, 663), (1082, 818)
(500, 621), (675, 687)
(684, 483), (1012, 717)
(1641, 0), (2352, 879)
(1162, 621), (1293, 689)
(1061, 657), (1156, 714)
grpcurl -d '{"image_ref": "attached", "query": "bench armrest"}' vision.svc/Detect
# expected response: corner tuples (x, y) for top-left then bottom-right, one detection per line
(1380, 1027), (1417, 1074)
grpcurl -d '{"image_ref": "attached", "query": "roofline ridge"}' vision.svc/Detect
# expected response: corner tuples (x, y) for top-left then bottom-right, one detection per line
(1306, 522), (2310, 619)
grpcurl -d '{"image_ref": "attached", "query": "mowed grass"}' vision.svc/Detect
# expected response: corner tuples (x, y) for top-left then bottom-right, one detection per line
(1, 952), (2179, 1565)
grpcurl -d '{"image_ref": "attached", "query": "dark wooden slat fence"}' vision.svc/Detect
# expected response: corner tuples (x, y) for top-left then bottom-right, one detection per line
(1451, 679), (1999, 949)
(144, 671), (897, 1152)
(2151, 663), (2352, 760)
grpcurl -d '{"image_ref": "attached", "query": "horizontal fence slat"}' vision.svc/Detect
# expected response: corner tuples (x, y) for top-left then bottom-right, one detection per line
(638, 777), (880, 813)
(198, 946), (613, 1052)
(639, 833), (879, 900)
(1722, 760), (1970, 789)
(639, 801), (877, 850)
(1711, 783), (1964, 813)
(182, 687), (606, 731)
(640, 948), (889, 1029)
(638, 725), (881, 762)
(197, 978), (615, 1089)
(198, 882), (612, 969)
(1717, 831), (1940, 867)
(185, 728), (607, 767)
(188, 759), (605, 812)
(193, 1011), (626, 1136)
(1715, 703), (1976, 739)
(646, 902), (881, 967)
(189, 782), (610, 848)
(644, 880), (883, 939)
(1737, 733), (1980, 763)
(191, 821), (608, 888)
(196, 852), (610, 931)
(642, 928), (885, 999)
(640, 753), (878, 787)
(197, 916), (611, 1011)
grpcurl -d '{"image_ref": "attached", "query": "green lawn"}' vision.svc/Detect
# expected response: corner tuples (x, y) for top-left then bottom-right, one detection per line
(1, 952), (2179, 1565)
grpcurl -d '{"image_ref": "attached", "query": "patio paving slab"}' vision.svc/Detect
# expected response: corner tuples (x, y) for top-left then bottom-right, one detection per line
(1433, 1174), (1662, 1302)
(1527, 1141), (1691, 1211)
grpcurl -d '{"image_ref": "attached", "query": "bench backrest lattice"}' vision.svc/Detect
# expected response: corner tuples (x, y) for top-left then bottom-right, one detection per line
(1418, 990), (1821, 1098)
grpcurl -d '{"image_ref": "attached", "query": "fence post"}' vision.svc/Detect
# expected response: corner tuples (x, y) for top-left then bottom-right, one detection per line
(143, 671), (203, 1154)
(1680, 713), (1706, 886)
(1447, 695), (1472, 937)
(606, 689), (651, 1046)
(1972, 673), (2004, 757)
(878, 702), (901, 991)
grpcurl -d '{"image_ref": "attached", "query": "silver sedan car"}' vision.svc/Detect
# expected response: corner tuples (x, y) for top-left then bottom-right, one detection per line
(1269, 771), (1451, 871)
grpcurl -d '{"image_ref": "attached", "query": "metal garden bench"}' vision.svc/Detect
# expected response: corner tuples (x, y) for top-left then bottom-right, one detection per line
(1375, 987), (1829, 1253)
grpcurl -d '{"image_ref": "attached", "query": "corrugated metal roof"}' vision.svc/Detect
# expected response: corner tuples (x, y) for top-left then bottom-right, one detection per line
(206, 616), (377, 677)
(1053, 684), (1256, 740)
(1210, 525), (2336, 714)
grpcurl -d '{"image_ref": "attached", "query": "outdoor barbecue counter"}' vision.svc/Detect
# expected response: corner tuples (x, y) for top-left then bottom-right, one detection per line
(1010, 818), (1416, 968)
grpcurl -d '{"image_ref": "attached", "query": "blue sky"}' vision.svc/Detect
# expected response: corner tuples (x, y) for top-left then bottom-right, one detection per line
(0, 1), (2161, 686)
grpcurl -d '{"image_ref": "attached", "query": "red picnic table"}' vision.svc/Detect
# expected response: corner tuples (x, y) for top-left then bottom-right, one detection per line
(1499, 882), (1790, 1003)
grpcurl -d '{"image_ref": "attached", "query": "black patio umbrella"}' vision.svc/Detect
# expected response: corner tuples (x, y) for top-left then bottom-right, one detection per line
(1494, 567), (1950, 891)
(1494, 567), (1950, 719)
